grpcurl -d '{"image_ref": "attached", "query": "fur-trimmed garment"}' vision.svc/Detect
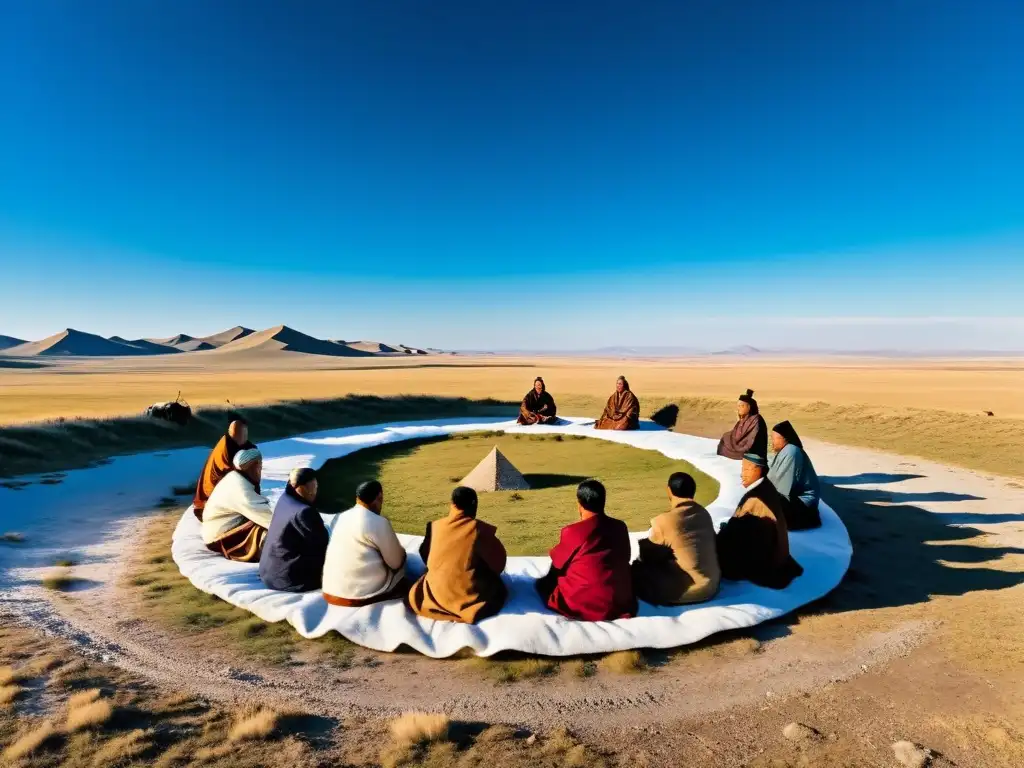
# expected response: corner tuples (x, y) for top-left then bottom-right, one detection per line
(632, 498), (721, 605)
(408, 511), (508, 624)
(595, 389), (640, 431)
(717, 413), (767, 460)
(201, 470), (273, 563)
(716, 478), (802, 589)
(192, 434), (254, 521)
(517, 389), (558, 425)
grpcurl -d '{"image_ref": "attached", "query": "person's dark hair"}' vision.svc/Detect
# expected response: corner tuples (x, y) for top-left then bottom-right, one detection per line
(289, 467), (317, 489)
(771, 420), (804, 450)
(617, 375), (630, 391)
(356, 480), (383, 505)
(738, 388), (759, 414)
(668, 472), (696, 499)
(533, 376), (545, 390)
(451, 486), (478, 518)
(576, 479), (606, 514)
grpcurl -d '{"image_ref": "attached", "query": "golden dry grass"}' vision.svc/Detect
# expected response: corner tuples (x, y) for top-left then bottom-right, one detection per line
(88, 728), (151, 767)
(64, 698), (113, 733)
(2, 720), (57, 762)
(0, 685), (21, 707)
(389, 712), (450, 747)
(598, 650), (647, 674)
(228, 708), (280, 742)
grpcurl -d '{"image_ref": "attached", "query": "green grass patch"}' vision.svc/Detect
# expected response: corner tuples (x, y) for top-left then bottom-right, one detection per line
(317, 432), (719, 556)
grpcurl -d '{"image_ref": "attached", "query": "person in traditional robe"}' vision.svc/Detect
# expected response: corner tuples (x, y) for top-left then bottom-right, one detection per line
(716, 453), (803, 589)
(321, 481), (408, 607)
(407, 486), (508, 623)
(595, 376), (640, 431)
(517, 377), (558, 425)
(536, 480), (637, 621)
(631, 472), (721, 605)
(768, 420), (821, 530)
(201, 447), (273, 563)
(259, 467), (330, 592)
(193, 419), (255, 521)
(717, 389), (767, 459)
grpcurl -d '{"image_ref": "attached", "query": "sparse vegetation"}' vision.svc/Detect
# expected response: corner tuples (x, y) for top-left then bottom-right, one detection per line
(599, 650), (647, 674)
(53, 556), (77, 568)
(229, 707), (281, 742)
(41, 571), (80, 592)
(64, 696), (114, 732)
(471, 656), (558, 684)
(2, 720), (57, 762)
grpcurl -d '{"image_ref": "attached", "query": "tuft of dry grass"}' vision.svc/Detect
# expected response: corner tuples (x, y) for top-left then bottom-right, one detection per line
(470, 656), (559, 684)
(228, 707), (280, 742)
(89, 728), (152, 766)
(65, 696), (114, 732)
(599, 650), (647, 674)
(0, 665), (20, 686)
(389, 711), (451, 747)
(0, 683), (23, 706)
(2, 720), (58, 761)
(42, 570), (80, 591)
(568, 659), (597, 678)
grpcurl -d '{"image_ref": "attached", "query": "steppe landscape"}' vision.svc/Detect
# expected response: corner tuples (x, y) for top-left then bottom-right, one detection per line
(1, 335), (1022, 767)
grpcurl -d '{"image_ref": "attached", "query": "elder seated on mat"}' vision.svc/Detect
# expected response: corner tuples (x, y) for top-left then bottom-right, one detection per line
(259, 467), (330, 593)
(193, 418), (255, 522)
(201, 447), (272, 563)
(322, 481), (408, 607)
(536, 480), (637, 621)
(767, 420), (822, 530)
(595, 375), (640, 431)
(717, 389), (768, 460)
(517, 376), (558, 425)
(716, 453), (803, 589)
(631, 472), (721, 605)
(408, 486), (508, 624)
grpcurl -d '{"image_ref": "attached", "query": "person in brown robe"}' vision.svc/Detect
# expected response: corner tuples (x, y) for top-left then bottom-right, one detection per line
(632, 472), (721, 605)
(193, 419), (254, 521)
(595, 376), (640, 430)
(517, 377), (558, 425)
(717, 389), (767, 459)
(716, 453), (803, 589)
(408, 486), (508, 624)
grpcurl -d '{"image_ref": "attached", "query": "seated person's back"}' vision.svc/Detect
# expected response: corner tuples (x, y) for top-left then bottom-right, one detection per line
(632, 472), (720, 605)
(202, 447), (273, 563)
(717, 453), (803, 589)
(408, 486), (508, 624)
(260, 467), (329, 592)
(536, 479), (636, 621)
(322, 481), (408, 607)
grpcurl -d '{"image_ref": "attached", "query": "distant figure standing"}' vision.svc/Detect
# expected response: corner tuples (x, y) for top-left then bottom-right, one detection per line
(259, 467), (330, 592)
(193, 418), (254, 521)
(517, 377), (558, 425)
(595, 376), (640, 431)
(717, 389), (767, 460)
(536, 480), (637, 621)
(408, 486), (508, 624)
(716, 453), (803, 589)
(768, 421), (821, 530)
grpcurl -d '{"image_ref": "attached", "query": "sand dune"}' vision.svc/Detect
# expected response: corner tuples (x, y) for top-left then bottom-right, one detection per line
(343, 340), (401, 354)
(0, 334), (26, 351)
(146, 333), (216, 352)
(201, 326), (254, 347)
(210, 325), (375, 357)
(110, 336), (183, 355)
(0, 329), (166, 357)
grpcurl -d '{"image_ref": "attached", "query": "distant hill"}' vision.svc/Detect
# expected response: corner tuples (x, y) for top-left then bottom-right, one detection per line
(0, 329), (164, 357)
(145, 333), (216, 352)
(342, 340), (401, 354)
(109, 336), (182, 355)
(712, 345), (763, 356)
(201, 326), (254, 347)
(211, 325), (376, 357)
(0, 335), (26, 351)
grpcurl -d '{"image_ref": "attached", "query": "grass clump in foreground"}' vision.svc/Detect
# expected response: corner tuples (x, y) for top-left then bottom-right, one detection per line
(318, 432), (719, 556)
(41, 571), (81, 592)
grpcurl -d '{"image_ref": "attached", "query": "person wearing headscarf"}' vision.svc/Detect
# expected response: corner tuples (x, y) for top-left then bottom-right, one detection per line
(631, 472), (721, 605)
(717, 389), (767, 460)
(321, 481), (409, 607)
(768, 421), (821, 530)
(259, 467), (330, 592)
(201, 447), (273, 562)
(517, 377), (558, 425)
(535, 480), (637, 621)
(192, 418), (255, 521)
(716, 453), (803, 589)
(407, 486), (508, 624)
(595, 376), (640, 431)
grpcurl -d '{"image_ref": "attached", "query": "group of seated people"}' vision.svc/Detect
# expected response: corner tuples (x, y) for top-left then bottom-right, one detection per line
(191, 400), (823, 625)
(517, 375), (640, 431)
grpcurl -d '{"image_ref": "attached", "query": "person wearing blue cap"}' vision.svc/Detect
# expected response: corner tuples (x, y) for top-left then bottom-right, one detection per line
(715, 452), (803, 589)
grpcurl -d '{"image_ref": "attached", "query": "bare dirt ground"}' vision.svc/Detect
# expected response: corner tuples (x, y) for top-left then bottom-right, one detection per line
(4, 436), (1023, 766)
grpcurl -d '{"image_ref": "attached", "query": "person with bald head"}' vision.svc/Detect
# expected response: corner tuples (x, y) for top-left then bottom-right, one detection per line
(260, 467), (330, 592)
(193, 418), (255, 521)
(715, 453), (803, 589)
(201, 447), (273, 562)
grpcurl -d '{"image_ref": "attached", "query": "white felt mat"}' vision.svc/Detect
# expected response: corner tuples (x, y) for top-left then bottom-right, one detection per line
(172, 417), (852, 657)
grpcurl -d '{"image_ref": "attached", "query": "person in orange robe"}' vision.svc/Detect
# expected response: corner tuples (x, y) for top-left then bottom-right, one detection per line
(192, 419), (254, 521)
(595, 376), (640, 430)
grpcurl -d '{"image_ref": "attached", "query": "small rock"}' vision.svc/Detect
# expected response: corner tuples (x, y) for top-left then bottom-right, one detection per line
(525, 734), (537, 746)
(783, 722), (820, 743)
(892, 740), (932, 768)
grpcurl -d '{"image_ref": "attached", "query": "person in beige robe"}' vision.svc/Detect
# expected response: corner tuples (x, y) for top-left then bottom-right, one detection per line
(595, 376), (640, 430)
(193, 419), (254, 521)
(716, 453), (803, 589)
(201, 447), (272, 563)
(632, 472), (721, 605)
(408, 486), (508, 624)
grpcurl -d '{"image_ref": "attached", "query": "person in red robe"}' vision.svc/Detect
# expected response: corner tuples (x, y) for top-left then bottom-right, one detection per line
(193, 418), (254, 521)
(535, 480), (637, 621)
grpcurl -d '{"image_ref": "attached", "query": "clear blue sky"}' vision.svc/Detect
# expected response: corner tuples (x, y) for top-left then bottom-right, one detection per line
(1, 1), (1022, 350)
